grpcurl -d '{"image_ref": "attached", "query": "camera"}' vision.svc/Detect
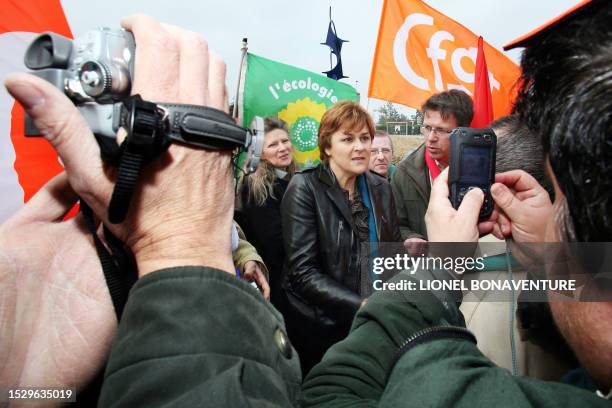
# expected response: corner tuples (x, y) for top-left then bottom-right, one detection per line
(448, 127), (497, 220)
(23, 29), (134, 138)
(23, 28), (262, 174)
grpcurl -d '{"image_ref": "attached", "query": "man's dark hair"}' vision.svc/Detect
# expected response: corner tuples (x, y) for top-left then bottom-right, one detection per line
(492, 114), (553, 199)
(513, 0), (612, 242)
(421, 89), (473, 127)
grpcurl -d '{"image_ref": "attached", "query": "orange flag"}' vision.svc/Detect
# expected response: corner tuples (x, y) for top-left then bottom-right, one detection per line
(369, 0), (520, 118)
(470, 36), (494, 127)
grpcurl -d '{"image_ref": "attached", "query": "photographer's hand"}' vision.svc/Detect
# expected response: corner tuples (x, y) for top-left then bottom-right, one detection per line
(490, 170), (553, 243)
(5, 15), (234, 278)
(425, 169), (491, 243)
(0, 173), (115, 392)
(2, 14), (235, 394)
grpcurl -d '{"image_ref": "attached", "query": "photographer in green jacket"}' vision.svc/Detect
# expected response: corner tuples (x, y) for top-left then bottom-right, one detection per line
(1, 1), (611, 406)
(0, 15), (301, 405)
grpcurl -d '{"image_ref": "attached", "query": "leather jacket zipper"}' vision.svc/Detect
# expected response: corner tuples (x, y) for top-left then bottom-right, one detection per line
(337, 220), (343, 247)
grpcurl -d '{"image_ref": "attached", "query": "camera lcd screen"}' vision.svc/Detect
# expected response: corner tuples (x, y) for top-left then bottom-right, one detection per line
(461, 145), (490, 182)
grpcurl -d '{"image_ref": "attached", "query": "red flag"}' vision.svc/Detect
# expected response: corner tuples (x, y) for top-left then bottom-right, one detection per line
(470, 36), (494, 127)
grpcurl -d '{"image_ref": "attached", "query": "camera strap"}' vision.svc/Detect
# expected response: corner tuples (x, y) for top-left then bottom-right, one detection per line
(105, 96), (170, 223)
(80, 201), (137, 320)
(103, 95), (249, 224)
(159, 102), (249, 149)
(86, 95), (250, 317)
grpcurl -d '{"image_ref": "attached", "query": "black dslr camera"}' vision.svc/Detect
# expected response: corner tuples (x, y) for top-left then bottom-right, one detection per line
(23, 28), (263, 174)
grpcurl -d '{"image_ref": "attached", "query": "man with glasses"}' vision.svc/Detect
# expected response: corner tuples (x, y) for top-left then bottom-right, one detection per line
(368, 130), (396, 180)
(391, 90), (473, 248)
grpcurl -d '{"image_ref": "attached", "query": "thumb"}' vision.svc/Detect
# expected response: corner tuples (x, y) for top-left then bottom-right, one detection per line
(457, 187), (484, 226)
(15, 172), (77, 223)
(491, 182), (522, 220)
(5, 73), (112, 209)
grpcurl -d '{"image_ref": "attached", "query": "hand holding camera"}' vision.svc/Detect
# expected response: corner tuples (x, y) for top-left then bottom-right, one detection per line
(448, 127), (496, 220)
(489, 170), (553, 243)
(426, 168), (490, 243)
(1, 16), (244, 392)
(6, 15), (237, 277)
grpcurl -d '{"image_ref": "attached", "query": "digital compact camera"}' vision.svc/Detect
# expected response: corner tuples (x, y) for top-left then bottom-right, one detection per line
(23, 28), (262, 173)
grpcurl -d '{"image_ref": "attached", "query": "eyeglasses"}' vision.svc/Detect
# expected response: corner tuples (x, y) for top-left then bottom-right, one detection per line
(420, 125), (453, 136)
(370, 148), (392, 155)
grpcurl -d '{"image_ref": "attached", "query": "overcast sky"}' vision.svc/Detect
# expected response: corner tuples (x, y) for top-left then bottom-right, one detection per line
(60, 0), (581, 117)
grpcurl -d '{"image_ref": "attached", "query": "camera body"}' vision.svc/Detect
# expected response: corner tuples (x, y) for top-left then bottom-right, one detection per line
(448, 127), (497, 220)
(24, 29), (134, 138)
(23, 28), (262, 174)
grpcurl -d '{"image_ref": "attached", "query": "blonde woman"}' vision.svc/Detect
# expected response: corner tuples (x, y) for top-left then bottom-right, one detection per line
(236, 117), (295, 309)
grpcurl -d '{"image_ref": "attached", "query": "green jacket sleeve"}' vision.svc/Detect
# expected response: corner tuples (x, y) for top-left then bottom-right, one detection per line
(301, 272), (459, 407)
(233, 221), (269, 280)
(99, 267), (301, 407)
(301, 272), (608, 408)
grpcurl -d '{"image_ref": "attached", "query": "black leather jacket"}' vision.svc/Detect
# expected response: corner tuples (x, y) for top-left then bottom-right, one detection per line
(280, 164), (401, 333)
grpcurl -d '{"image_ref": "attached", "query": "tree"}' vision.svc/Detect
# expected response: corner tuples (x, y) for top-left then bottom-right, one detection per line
(408, 110), (424, 135)
(376, 101), (408, 126)
(375, 102), (423, 135)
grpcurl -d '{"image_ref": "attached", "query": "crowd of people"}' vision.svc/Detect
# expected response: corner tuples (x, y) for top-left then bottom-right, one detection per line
(0, 0), (610, 406)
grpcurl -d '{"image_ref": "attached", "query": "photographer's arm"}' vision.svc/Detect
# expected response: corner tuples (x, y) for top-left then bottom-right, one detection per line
(5, 14), (299, 406)
(301, 272), (470, 407)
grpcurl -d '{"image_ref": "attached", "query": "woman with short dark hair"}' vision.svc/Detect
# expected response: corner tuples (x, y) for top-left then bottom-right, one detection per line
(281, 101), (400, 374)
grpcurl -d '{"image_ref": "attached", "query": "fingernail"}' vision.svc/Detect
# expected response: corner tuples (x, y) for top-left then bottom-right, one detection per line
(469, 187), (484, 199)
(8, 82), (45, 110)
(491, 183), (504, 196)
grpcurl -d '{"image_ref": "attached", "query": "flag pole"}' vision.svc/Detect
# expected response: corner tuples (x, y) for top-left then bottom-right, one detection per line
(232, 38), (248, 121)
